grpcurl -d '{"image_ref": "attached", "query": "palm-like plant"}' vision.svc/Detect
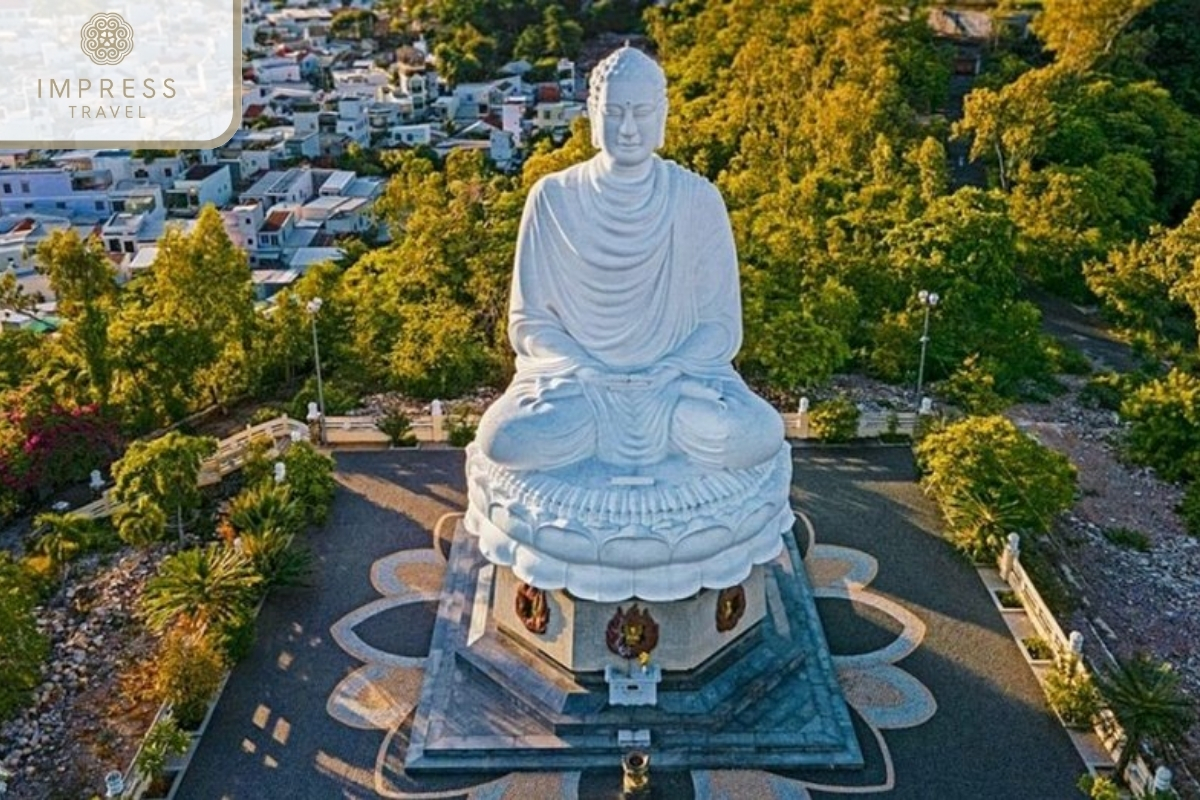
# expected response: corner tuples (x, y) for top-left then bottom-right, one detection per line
(31, 512), (98, 582)
(940, 491), (1024, 561)
(141, 545), (261, 635)
(229, 483), (302, 538)
(238, 526), (312, 590)
(1097, 653), (1195, 778)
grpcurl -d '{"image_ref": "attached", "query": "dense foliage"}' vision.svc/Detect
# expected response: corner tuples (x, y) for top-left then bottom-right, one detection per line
(111, 432), (218, 545)
(0, 556), (49, 720)
(915, 415), (1077, 558)
(1121, 369), (1200, 483)
(0, 388), (120, 519)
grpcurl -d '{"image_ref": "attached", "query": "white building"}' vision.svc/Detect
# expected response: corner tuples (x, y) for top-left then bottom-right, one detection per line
(240, 167), (315, 210)
(166, 164), (233, 217)
(0, 168), (112, 220)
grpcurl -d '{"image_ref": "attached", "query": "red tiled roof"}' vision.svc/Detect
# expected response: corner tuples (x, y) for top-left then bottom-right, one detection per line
(244, 104), (267, 119)
(260, 209), (290, 232)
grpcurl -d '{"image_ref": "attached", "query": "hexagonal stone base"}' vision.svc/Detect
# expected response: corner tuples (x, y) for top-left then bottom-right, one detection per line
(493, 565), (767, 672)
(405, 522), (862, 773)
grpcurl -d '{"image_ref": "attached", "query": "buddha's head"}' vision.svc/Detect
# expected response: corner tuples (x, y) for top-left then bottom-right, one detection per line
(587, 45), (667, 170)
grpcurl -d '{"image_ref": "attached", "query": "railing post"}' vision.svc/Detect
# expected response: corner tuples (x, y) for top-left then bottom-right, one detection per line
(1000, 533), (1020, 581)
(798, 396), (810, 439)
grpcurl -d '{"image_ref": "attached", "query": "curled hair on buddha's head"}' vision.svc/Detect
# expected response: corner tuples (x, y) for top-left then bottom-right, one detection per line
(587, 44), (669, 150)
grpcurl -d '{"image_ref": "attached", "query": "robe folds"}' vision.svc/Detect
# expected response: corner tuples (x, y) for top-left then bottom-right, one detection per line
(483, 154), (771, 469)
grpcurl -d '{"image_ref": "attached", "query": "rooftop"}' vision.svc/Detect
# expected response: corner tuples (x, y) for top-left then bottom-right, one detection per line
(181, 163), (225, 181)
(260, 209), (291, 232)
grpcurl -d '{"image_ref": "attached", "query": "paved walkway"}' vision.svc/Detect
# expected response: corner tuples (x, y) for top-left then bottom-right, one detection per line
(177, 446), (1084, 799)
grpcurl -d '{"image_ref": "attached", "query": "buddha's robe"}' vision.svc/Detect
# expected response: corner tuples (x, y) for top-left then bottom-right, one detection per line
(476, 154), (783, 472)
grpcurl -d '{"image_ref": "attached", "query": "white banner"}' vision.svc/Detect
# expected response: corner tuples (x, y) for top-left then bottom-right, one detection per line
(0, 0), (240, 147)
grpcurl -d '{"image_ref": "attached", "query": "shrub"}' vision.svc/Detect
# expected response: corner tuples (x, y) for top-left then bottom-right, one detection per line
(1078, 774), (1120, 800)
(377, 409), (417, 447)
(1022, 636), (1053, 660)
(808, 396), (860, 443)
(238, 435), (276, 489)
(1044, 338), (1092, 376)
(0, 388), (121, 517)
(248, 406), (286, 427)
(996, 590), (1023, 609)
(1079, 371), (1127, 411)
(915, 415), (1077, 558)
(936, 355), (1008, 414)
(448, 415), (477, 447)
(239, 527), (312, 591)
(229, 483), (303, 538)
(134, 717), (189, 787)
(1180, 481), (1200, 537)
(288, 377), (358, 420)
(1102, 526), (1150, 552)
(114, 496), (170, 548)
(154, 630), (226, 730)
(1044, 661), (1101, 728)
(1121, 368), (1200, 483)
(280, 441), (336, 526)
(215, 611), (257, 663)
(30, 512), (104, 582)
(0, 556), (49, 720)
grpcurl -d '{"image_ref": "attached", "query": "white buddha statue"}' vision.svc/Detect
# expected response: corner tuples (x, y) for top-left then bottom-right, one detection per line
(465, 46), (793, 602)
(475, 46), (784, 474)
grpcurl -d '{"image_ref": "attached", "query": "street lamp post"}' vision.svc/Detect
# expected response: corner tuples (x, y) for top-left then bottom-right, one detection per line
(915, 290), (939, 406)
(306, 297), (326, 445)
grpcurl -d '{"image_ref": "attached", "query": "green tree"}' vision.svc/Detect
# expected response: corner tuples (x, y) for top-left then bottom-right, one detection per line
(1031, 0), (1155, 71)
(111, 432), (218, 544)
(870, 189), (1048, 392)
(0, 327), (43, 391)
(434, 23), (497, 83)
(35, 230), (118, 405)
(1120, 369), (1200, 483)
(343, 150), (516, 395)
(1085, 201), (1200, 353)
(140, 544), (260, 635)
(915, 415), (1077, 557)
(111, 206), (255, 427)
(1097, 653), (1195, 777)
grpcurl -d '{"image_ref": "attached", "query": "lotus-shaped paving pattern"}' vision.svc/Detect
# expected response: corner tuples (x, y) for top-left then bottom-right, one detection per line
(327, 510), (935, 798)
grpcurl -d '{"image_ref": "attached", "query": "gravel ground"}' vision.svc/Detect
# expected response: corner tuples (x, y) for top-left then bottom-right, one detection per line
(1006, 377), (1200, 797)
(0, 548), (166, 800)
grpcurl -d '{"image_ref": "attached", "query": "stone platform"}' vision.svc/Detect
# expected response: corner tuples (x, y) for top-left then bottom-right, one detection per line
(405, 521), (862, 773)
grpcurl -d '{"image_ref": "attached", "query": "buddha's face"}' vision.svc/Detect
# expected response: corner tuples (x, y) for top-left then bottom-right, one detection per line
(592, 77), (664, 169)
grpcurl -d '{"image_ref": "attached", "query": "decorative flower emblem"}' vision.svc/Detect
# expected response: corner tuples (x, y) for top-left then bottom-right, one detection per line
(80, 12), (134, 66)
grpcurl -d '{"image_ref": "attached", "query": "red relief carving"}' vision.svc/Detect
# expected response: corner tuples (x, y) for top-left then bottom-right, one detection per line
(715, 584), (747, 633)
(605, 604), (659, 659)
(514, 582), (549, 634)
